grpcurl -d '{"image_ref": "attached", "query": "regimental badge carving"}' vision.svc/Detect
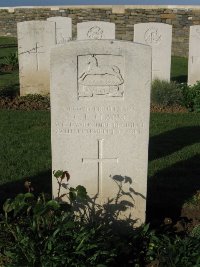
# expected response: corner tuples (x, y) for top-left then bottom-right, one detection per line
(144, 27), (161, 45)
(78, 54), (124, 98)
(87, 26), (103, 39)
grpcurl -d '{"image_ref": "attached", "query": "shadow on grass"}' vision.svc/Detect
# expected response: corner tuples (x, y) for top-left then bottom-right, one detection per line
(0, 170), (52, 209)
(147, 154), (200, 226)
(0, 83), (19, 97)
(149, 126), (200, 161)
(171, 75), (187, 83)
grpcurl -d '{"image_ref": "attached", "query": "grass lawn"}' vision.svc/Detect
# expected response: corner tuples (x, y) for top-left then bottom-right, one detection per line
(0, 37), (19, 90)
(171, 56), (188, 83)
(0, 110), (199, 224)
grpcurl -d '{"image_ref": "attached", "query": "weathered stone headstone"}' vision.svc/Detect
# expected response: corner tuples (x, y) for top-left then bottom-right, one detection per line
(17, 21), (56, 95)
(188, 25), (200, 85)
(77, 21), (115, 40)
(47, 17), (72, 44)
(134, 23), (172, 81)
(50, 40), (151, 224)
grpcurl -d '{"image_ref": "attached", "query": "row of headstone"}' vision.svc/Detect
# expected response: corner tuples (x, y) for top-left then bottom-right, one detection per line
(17, 19), (173, 96)
(17, 18), (200, 97)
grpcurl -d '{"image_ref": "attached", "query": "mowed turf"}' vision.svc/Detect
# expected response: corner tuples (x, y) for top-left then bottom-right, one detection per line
(0, 37), (19, 89)
(0, 110), (51, 200)
(0, 110), (199, 224)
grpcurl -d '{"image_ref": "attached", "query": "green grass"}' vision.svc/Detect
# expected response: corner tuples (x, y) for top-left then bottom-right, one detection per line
(0, 37), (19, 90)
(0, 110), (199, 225)
(0, 110), (51, 202)
(148, 113), (200, 223)
(171, 56), (188, 83)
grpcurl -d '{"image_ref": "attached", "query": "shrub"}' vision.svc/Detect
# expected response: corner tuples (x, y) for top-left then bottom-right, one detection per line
(151, 79), (183, 107)
(180, 81), (200, 112)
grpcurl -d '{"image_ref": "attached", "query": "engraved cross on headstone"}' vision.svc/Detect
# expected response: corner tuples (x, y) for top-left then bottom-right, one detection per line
(82, 139), (118, 196)
(30, 42), (44, 71)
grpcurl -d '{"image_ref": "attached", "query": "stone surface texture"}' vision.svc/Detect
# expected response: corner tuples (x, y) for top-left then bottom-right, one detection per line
(47, 16), (72, 44)
(17, 21), (56, 95)
(77, 21), (115, 40)
(134, 22), (172, 81)
(188, 25), (200, 85)
(51, 40), (151, 224)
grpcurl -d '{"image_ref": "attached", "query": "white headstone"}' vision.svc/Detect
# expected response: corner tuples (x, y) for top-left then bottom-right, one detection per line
(188, 25), (200, 85)
(134, 23), (172, 81)
(47, 17), (72, 44)
(50, 40), (151, 224)
(77, 21), (115, 40)
(17, 21), (56, 95)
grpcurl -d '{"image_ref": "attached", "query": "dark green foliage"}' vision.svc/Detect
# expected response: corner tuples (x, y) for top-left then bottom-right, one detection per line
(148, 234), (200, 267)
(180, 81), (200, 112)
(0, 171), (151, 267)
(3, 52), (18, 70)
(1, 177), (200, 266)
(0, 178), (118, 266)
(151, 79), (183, 107)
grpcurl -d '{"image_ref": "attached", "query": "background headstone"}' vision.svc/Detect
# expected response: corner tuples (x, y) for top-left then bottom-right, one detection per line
(47, 17), (72, 44)
(134, 23), (172, 81)
(50, 40), (151, 224)
(77, 21), (115, 40)
(17, 21), (56, 95)
(188, 25), (200, 85)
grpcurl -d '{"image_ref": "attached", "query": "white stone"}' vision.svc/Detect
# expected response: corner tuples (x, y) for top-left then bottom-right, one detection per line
(188, 25), (200, 85)
(47, 16), (72, 44)
(17, 21), (56, 95)
(134, 23), (172, 81)
(50, 40), (151, 224)
(77, 21), (115, 40)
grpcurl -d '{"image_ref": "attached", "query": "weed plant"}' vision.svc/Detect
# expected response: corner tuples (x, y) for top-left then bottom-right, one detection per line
(151, 79), (183, 107)
(180, 81), (200, 112)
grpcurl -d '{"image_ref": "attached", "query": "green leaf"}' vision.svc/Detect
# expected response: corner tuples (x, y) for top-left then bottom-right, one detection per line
(46, 200), (60, 210)
(3, 198), (13, 213)
(69, 191), (76, 201)
(76, 185), (87, 199)
(53, 170), (64, 178)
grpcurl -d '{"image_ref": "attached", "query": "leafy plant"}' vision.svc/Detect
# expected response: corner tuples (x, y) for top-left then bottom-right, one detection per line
(180, 81), (200, 112)
(151, 79), (183, 107)
(151, 234), (200, 267)
(3, 52), (18, 70)
(0, 171), (119, 266)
